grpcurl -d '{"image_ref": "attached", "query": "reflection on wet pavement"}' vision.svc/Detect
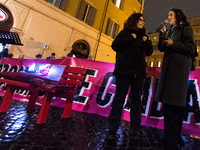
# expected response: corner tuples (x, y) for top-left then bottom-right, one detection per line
(0, 99), (199, 150)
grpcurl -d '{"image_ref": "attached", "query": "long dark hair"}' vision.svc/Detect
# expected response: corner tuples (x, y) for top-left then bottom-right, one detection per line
(170, 8), (190, 29)
(124, 13), (146, 33)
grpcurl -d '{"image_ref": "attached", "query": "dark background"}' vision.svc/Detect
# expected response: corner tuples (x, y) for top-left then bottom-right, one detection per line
(143, 0), (200, 34)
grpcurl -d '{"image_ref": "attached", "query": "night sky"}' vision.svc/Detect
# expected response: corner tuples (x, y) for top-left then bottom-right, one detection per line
(143, 0), (200, 33)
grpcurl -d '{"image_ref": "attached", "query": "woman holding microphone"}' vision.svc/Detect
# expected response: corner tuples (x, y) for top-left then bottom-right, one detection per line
(154, 8), (196, 149)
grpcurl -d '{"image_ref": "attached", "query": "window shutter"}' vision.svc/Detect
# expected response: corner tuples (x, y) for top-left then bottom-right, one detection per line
(114, 24), (120, 38)
(85, 6), (92, 24)
(77, 0), (87, 21)
(87, 7), (97, 26)
(105, 18), (113, 36)
(59, 0), (69, 11)
(119, 0), (125, 10)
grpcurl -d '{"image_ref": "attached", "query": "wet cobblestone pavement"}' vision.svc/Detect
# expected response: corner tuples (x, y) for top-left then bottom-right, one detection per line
(0, 99), (200, 150)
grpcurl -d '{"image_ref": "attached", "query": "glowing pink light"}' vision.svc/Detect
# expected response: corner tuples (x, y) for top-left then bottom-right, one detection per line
(39, 64), (51, 76)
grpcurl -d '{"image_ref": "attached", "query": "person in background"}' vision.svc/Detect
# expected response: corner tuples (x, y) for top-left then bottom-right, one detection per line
(0, 48), (8, 59)
(46, 53), (55, 59)
(36, 54), (42, 59)
(7, 53), (13, 58)
(105, 13), (153, 143)
(0, 48), (13, 59)
(67, 52), (76, 57)
(154, 8), (196, 149)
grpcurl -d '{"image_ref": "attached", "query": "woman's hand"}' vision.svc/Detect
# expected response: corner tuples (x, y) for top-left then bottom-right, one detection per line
(131, 33), (137, 39)
(160, 25), (166, 33)
(164, 38), (173, 46)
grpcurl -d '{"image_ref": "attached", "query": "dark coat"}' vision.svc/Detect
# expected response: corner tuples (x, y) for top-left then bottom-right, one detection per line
(154, 25), (196, 107)
(112, 28), (153, 78)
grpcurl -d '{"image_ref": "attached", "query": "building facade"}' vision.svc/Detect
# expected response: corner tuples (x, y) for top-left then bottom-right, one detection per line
(147, 16), (200, 68)
(191, 16), (200, 68)
(1, 0), (144, 62)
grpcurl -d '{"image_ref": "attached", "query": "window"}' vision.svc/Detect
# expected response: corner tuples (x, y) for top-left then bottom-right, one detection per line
(195, 40), (200, 46)
(77, 1), (97, 26)
(112, 0), (124, 10)
(157, 61), (161, 67)
(45, 0), (69, 11)
(105, 18), (119, 39)
(150, 62), (154, 67)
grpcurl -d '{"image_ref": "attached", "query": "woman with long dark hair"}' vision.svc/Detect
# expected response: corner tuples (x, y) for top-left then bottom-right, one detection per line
(105, 13), (153, 143)
(154, 8), (196, 149)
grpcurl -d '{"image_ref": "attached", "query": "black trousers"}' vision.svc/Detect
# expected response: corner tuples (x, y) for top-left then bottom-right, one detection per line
(163, 103), (184, 146)
(108, 76), (145, 134)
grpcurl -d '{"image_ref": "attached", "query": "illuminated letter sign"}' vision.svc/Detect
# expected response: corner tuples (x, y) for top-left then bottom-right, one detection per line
(0, 9), (7, 21)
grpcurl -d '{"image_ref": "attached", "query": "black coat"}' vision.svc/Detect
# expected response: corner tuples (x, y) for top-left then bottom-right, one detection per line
(112, 28), (153, 78)
(154, 25), (196, 107)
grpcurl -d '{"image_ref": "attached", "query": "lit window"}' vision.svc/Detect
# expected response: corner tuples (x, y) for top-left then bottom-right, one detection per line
(150, 62), (154, 67)
(77, 1), (97, 26)
(45, 0), (69, 11)
(0, 9), (7, 21)
(113, 0), (124, 10)
(105, 18), (120, 39)
(157, 61), (161, 67)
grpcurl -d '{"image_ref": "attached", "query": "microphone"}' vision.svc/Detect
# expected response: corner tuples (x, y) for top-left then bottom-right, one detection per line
(155, 20), (169, 32)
